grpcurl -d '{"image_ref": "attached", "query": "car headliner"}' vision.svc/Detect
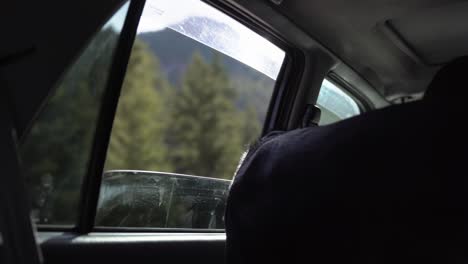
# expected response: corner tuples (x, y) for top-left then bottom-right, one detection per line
(267, 0), (468, 99)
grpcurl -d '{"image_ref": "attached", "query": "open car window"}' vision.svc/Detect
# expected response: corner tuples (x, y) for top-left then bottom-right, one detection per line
(96, 0), (285, 229)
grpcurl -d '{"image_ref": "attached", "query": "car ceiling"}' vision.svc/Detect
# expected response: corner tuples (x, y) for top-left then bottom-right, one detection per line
(269, 0), (468, 100)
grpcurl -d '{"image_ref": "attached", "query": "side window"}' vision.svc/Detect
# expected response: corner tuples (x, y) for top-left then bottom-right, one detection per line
(96, 0), (285, 229)
(317, 79), (361, 125)
(19, 3), (130, 226)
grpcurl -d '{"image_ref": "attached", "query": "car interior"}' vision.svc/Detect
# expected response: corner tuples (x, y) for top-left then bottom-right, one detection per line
(1, 0), (466, 263)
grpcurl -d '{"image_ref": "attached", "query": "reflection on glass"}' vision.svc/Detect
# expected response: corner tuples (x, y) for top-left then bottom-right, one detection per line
(96, 171), (230, 228)
(139, 0), (285, 79)
(20, 2), (130, 225)
(318, 79), (361, 125)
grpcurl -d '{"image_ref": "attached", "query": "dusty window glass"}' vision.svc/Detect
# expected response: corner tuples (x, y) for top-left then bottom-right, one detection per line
(96, 0), (285, 229)
(318, 79), (361, 125)
(19, 2), (130, 226)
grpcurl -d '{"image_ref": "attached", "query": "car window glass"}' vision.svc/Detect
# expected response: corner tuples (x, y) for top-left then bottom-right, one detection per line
(96, 0), (285, 229)
(318, 79), (361, 125)
(19, 2), (130, 226)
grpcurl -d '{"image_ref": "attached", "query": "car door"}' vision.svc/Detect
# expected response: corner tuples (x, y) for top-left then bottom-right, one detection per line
(1, 0), (372, 263)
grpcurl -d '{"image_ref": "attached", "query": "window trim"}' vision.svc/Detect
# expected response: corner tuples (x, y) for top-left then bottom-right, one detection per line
(87, 0), (297, 233)
(94, 227), (225, 233)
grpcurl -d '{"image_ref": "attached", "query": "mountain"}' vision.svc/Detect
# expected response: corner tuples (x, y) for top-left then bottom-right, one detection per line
(138, 26), (276, 121)
(139, 27), (273, 84)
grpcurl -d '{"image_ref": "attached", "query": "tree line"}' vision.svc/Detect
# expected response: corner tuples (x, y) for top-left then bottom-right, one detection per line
(105, 37), (262, 179)
(20, 31), (265, 224)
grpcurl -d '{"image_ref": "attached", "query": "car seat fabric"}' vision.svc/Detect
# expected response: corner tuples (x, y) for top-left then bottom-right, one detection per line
(225, 57), (468, 264)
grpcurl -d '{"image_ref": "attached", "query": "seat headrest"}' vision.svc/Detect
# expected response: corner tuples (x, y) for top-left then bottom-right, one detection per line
(424, 56), (468, 101)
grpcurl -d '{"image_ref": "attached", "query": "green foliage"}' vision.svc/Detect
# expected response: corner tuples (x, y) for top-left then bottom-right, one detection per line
(105, 39), (172, 172)
(104, 43), (267, 179)
(168, 53), (244, 179)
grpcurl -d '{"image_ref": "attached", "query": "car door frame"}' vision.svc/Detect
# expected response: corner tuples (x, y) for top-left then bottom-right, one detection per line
(7, 0), (305, 262)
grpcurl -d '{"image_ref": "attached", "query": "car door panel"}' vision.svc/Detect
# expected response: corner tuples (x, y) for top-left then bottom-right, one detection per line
(40, 233), (225, 264)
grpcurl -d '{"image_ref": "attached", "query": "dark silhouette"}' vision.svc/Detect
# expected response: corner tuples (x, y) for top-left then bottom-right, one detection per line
(226, 57), (468, 264)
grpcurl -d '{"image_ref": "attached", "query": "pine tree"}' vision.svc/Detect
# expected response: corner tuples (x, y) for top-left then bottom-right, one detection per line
(169, 53), (243, 179)
(105, 38), (172, 172)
